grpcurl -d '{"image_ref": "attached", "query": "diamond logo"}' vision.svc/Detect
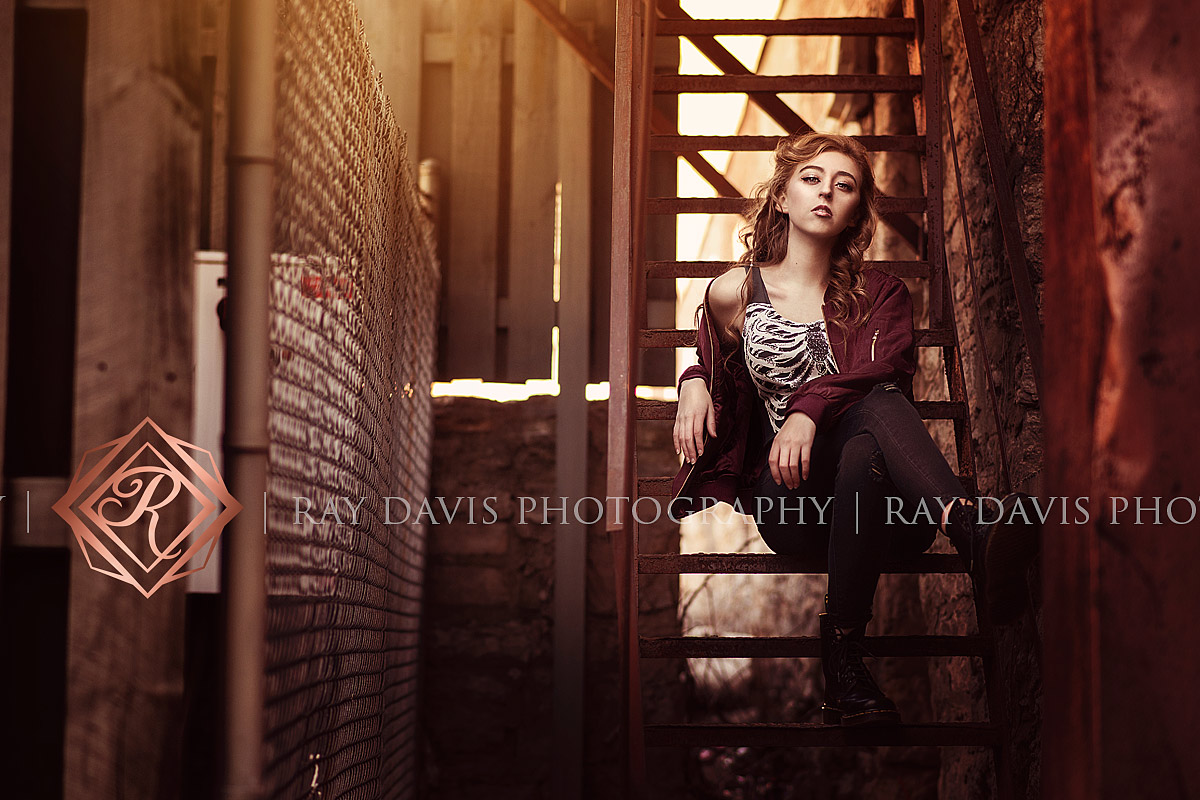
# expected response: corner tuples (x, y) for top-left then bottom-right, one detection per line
(53, 417), (242, 597)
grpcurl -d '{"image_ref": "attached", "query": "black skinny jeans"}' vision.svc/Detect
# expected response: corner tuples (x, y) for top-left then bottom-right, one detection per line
(752, 381), (969, 629)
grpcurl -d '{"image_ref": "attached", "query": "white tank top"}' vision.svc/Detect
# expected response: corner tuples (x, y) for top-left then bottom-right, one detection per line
(741, 265), (838, 434)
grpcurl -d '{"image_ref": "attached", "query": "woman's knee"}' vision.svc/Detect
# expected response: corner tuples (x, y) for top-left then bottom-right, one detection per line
(839, 432), (888, 484)
(755, 520), (828, 556)
(849, 383), (923, 436)
(857, 381), (910, 413)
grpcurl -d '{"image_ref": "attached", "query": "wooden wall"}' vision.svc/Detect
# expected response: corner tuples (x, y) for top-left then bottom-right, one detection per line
(66, 1), (201, 798)
(361, 0), (666, 385)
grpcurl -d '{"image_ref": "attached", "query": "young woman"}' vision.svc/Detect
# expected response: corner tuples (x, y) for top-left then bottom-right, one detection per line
(669, 131), (1040, 727)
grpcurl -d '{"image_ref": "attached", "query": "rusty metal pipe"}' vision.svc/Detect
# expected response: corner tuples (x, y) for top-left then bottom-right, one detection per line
(222, 0), (275, 798)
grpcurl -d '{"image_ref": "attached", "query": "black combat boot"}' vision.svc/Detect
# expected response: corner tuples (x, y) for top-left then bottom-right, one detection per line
(942, 492), (1042, 624)
(819, 612), (901, 726)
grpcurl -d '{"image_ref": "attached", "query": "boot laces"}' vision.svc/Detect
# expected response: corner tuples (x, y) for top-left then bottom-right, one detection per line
(832, 628), (877, 685)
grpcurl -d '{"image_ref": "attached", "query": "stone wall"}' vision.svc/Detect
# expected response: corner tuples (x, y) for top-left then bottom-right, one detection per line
(938, 0), (1044, 496)
(420, 395), (685, 799)
(929, 0), (1046, 796)
(864, 0), (1048, 794)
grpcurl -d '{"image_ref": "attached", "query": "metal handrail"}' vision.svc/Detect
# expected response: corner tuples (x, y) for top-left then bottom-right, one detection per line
(953, 0), (1045, 399)
(941, 51), (1015, 495)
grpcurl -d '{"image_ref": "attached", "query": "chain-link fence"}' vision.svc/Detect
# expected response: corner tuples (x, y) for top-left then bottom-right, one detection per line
(264, 0), (437, 796)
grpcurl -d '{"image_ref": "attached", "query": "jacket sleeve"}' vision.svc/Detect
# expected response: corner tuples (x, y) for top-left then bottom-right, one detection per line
(783, 275), (916, 430)
(677, 279), (718, 393)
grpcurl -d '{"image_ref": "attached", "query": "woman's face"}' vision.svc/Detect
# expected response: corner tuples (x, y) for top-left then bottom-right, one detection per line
(774, 150), (863, 239)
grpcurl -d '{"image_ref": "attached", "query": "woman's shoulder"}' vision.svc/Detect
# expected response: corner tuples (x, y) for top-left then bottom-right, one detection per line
(860, 267), (910, 299)
(705, 264), (749, 314)
(860, 266), (902, 287)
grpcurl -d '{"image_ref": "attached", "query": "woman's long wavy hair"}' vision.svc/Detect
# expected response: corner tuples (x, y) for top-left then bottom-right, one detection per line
(721, 131), (879, 346)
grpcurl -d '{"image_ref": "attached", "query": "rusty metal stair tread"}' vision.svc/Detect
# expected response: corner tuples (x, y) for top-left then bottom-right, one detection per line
(655, 17), (918, 37)
(638, 326), (956, 348)
(635, 473), (977, 498)
(638, 552), (967, 575)
(645, 259), (931, 279)
(650, 134), (926, 152)
(640, 634), (987, 658)
(653, 74), (924, 93)
(636, 397), (964, 420)
(609, 1), (1020, 792)
(644, 722), (1000, 747)
(647, 195), (927, 215)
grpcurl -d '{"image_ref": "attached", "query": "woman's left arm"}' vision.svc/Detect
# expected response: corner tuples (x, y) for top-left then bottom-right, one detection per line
(782, 274), (917, 431)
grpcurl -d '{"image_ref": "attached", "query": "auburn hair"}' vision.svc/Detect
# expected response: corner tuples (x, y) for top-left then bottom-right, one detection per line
(719, 131), (879, 347)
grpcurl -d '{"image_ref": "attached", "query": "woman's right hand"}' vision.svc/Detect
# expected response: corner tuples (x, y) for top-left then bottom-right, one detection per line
(674, 377), (717, 464)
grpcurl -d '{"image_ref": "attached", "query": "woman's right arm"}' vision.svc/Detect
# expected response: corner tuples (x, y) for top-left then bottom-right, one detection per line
(673, 269), (743, 464)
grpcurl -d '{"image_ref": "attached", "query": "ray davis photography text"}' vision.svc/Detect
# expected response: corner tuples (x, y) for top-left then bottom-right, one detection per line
(289, 494), (1200, 528)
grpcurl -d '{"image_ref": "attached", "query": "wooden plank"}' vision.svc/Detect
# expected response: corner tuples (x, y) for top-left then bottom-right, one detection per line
(213, 0), (231, 251)
(66, 0), (199, 797)
(523, 0), (738, 199)
(423, 31), (516, 65)
(446, 0), (502, 378)
(654, 74), (923, 94)
(655, 17), (918, 37)
(650, 134), (926, 152)
(421, 61), (454, 378)
(506, 2), (557, 379)
(422, 0), (453, 32)
(587, 0), (615, 385)
(358, 0), (423, 166)
(522, 0), (612, 89)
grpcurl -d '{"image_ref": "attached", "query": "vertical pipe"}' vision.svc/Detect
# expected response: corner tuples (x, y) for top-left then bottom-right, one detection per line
(608, 1), (653, 795)
(553, 2), (593, 796)
(0, 0), (13, 575)
(222, 0), (275, 798)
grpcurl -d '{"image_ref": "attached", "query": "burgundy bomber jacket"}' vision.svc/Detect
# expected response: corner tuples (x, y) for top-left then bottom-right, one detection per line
(668, 266), (918, 520)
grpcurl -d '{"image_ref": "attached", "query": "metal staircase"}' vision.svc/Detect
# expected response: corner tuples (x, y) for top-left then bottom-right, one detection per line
(607, 1), (1027, 797)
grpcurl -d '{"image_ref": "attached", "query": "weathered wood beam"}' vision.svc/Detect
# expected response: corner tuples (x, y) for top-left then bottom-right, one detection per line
(522, 0), (741, 198)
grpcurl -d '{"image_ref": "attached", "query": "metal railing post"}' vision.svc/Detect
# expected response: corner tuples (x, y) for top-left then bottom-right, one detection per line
(222, 0), (275, 798)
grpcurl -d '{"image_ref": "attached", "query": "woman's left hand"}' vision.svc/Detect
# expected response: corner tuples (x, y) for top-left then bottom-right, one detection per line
(769, 411), (817, 489)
